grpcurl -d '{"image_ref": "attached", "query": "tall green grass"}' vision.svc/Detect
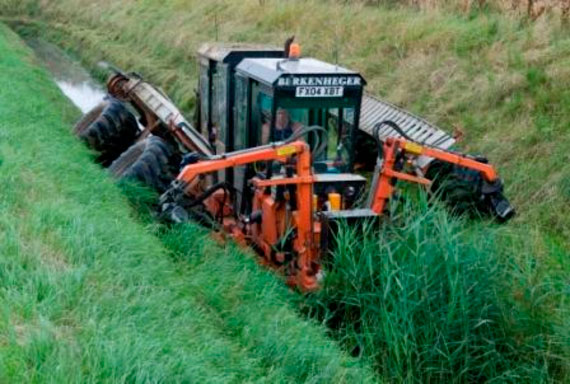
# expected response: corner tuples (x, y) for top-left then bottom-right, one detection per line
(306, 199), (569, 382)
(0, 23), (374, 382)
(122, 173), (568, 382)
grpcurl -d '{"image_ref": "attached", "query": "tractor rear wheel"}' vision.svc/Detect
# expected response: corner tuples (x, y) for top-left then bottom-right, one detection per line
(108, 136), (180, 193)
(74, 98), (140, 165)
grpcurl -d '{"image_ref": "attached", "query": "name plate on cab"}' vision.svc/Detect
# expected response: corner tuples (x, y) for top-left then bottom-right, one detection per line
(295, 86), (344, 98)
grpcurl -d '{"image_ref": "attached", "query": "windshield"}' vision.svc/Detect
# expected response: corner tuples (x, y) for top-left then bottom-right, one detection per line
(268, 105), (355, 173)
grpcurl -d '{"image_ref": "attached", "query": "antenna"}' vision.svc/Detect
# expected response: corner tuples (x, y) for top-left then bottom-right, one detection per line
(334, 38), (339, 68)
(284, 35), (295, 58)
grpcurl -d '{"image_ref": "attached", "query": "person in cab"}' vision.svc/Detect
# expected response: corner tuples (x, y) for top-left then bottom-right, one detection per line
(262, 108), (303, 143)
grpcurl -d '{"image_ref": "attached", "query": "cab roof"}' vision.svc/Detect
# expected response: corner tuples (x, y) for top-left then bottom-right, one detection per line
(198, 43), (283, 63)
(236, 58), (365, 86)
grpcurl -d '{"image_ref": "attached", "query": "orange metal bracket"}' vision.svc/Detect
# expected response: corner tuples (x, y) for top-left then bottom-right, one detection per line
(370, 137), (500, 215)
(383, 169), (430, 185)
(177, 143), (305, 183)
(399, 138), (498, 182)
(253, 176), (314, 188)
(176, 141), (318, 291)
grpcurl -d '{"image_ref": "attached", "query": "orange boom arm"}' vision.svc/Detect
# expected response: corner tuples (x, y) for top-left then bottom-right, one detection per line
(370, 137), (503, 215)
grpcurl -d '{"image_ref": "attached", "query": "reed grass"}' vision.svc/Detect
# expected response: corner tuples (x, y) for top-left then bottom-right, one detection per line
(306, 198), (569, 382)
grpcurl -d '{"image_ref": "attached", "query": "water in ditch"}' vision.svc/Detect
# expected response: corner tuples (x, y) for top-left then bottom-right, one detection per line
(26, 38), (106, 114)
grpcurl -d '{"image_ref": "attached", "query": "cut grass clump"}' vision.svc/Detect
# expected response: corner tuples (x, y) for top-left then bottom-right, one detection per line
(305, 199), (569, 382)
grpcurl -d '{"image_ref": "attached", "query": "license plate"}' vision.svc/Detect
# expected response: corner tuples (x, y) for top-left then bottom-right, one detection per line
(295, 86), (344, 98)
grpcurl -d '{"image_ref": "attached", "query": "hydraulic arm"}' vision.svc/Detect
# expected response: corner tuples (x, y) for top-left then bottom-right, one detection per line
(369, 137), (513, 221)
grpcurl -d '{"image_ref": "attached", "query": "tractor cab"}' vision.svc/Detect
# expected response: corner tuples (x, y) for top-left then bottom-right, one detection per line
(233, 57), (369, 212)
(197, 43), (368, 214)
(197, 43), (366, 172)
(233, 57), (365, 174)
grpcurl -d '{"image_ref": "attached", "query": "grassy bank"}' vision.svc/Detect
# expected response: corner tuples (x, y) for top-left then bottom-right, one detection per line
(0, 0), (567, 381)
(153, 197), (568, 382)
(0, 23), (374, 382)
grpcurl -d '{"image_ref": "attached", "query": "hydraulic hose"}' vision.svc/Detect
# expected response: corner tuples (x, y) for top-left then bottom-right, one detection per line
(373, 120), (414, 145)
(284, 125), (328, 160)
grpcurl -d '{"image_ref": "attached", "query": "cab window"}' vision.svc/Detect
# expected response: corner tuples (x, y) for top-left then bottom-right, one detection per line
(199, 64), (209, 137)
(234, 74), (248, 150)
(274, 105), (355, 173)
(251, 82), (273, 146)
(212, 65), (228, 152)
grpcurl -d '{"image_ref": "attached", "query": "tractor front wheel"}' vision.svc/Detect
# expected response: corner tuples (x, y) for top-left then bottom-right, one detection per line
(74, 98), (140, 165)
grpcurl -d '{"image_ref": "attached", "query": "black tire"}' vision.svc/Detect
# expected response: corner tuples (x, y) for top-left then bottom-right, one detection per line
(74, 98), (140, 165)
(425, 159), (483, 215)
(108, 136), (180, 193)
(73, 102), (107, 136)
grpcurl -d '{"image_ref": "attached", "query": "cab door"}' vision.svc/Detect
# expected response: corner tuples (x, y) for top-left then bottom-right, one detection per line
(231, 74), (251, 214)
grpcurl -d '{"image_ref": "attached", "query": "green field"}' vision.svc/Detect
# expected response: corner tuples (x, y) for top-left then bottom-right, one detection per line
(0, 0), (568, 382)
(0, 24), (374, 382)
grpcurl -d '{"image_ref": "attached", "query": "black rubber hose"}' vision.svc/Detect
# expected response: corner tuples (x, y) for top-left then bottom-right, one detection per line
(373, 120), (415, 144)
(373, 120), (421, 161)
(284, 125), (328, 159)
(264, 125), (328, 183)
(374, 119), (456, 151)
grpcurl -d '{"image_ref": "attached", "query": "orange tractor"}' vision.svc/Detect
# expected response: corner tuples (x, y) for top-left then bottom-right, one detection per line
(76, 42), (514, 290)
